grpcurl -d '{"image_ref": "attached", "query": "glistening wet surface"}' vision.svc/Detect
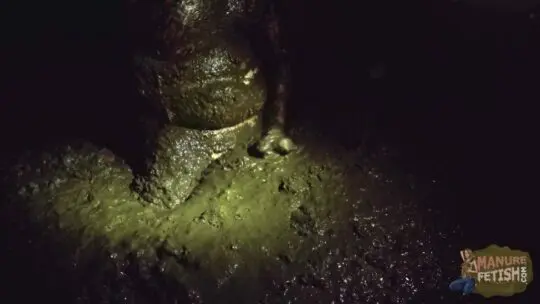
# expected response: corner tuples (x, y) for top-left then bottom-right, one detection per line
(1, 125), (463, 303)
(1, 1), (537, 303)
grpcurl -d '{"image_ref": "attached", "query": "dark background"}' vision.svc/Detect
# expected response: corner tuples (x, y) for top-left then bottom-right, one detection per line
(1, 0), (538, 302)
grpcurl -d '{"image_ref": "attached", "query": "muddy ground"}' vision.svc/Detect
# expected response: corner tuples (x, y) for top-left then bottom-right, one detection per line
(0, 121), (462, 303)
(1, 1), (538, 303)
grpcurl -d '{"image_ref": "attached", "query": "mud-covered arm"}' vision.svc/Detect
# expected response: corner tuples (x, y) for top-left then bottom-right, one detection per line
(265, 0), (292, 128)
(243, 0), (292, 130)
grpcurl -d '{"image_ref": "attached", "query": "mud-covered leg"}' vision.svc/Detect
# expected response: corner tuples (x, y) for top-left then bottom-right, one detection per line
(253, 3), (297, 156)
(256, 69), (296, 156)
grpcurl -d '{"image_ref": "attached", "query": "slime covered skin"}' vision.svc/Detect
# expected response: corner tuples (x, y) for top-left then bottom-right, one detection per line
(134, 38), (267, 130)
(3, 0), (299, 217)
(133, 117), (261, 208)
(126, 0), (297, 207)
(128, 0), (295, 137)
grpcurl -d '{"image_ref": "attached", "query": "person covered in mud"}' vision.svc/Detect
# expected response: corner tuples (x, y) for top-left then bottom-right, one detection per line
(7, 0), (302, 216)
(127, 0), (296, 155)
(123, 0), (300, 207)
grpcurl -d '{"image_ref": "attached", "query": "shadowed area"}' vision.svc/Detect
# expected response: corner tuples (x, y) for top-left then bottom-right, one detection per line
(0, 0), (537, 303)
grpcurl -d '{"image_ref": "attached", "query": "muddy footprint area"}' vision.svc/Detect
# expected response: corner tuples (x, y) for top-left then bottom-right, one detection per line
(0, 126), (461, 304)
(183, 131), (455, 304)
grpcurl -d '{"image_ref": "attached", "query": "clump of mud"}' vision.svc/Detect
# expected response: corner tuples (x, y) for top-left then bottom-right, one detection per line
(1, 128), (460, 303)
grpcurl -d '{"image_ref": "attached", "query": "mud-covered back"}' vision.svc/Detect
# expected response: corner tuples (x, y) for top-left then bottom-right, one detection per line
(134, 37), (266, 130)
(128, 0), (268, 130)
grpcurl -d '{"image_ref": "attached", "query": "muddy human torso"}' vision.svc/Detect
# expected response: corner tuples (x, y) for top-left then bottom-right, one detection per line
(125, 0), (296, 207)
(128, 0), (291, 137)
